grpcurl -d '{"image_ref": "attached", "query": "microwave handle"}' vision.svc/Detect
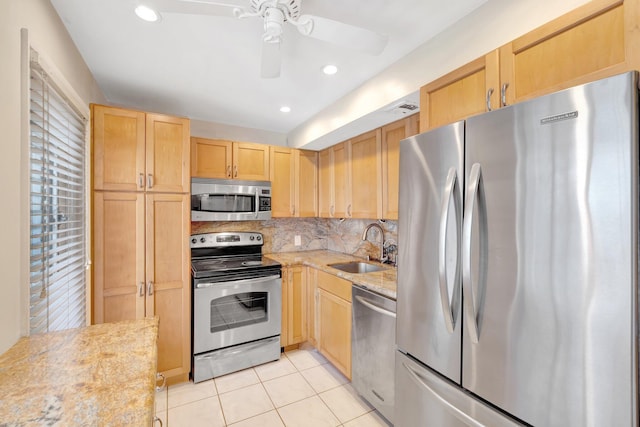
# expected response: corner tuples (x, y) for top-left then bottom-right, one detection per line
(254, 188), (260, 218)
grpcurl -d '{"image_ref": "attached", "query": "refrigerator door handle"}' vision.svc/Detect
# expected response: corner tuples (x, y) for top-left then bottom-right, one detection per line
(402, 362), (485, 427)
(438, 167), (462, 334)
(462, 163), (488, 343)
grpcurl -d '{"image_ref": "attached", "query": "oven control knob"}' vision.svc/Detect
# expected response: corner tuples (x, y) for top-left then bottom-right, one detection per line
(250, 235), (255, 241)
(200, 237), (206, 243)
(191, 238), (197, 244)
(256, 235), (262, 241)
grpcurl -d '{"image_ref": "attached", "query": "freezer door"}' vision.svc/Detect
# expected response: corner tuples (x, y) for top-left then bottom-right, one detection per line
(397, 121), (465, 383)
(395, 351), (523, 427)
(462, 72), (638, 426)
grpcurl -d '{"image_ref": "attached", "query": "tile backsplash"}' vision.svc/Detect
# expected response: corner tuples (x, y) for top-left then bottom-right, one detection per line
(191, 218), (398, 260)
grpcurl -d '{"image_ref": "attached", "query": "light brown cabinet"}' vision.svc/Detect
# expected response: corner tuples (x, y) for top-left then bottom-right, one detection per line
(92, 104), (191, 385)
(319, 142), (351, 218)
(349, 129), (382, 219)
(93, 105), (190, 193)
(306, 268), (318, 347)
(281, 266), (307, 348)
(499, 0), (639, 106)
(381, 115), (418, 220)
(270, 148), (318, 218)
(419, 0), (640, 132)
(191, 137), (270, 181)
(315, 270), (352, 379)
(419, 51), (499, 132)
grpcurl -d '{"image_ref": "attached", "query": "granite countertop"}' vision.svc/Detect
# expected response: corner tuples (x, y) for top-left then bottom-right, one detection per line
(266, 250), (398, 300)
(0, 317), (159, 426)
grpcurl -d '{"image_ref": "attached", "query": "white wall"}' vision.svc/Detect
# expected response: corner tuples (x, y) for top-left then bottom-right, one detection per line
(190, 119), (287, 146)
(288, 0), (590, 149)
(0, 0), (105, 353)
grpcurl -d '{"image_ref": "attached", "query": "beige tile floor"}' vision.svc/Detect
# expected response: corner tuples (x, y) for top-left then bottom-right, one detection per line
(155, 344), (392, 427)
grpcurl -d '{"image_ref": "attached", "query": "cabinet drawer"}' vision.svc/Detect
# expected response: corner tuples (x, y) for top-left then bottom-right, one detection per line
(317, 270), (351, 302)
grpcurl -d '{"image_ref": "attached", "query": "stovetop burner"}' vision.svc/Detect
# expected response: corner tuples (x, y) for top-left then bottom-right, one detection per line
(190, 232), (281, 280)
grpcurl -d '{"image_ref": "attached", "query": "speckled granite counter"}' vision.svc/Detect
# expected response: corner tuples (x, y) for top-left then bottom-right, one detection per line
(266, 250), (397, 300)
(0, 318), (158, 426)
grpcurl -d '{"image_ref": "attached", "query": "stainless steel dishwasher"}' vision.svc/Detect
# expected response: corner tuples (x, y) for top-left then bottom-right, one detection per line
(351, 285), (396, 424)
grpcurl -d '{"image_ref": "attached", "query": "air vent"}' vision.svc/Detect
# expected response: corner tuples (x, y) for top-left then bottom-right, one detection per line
(385, 101), (419, 115)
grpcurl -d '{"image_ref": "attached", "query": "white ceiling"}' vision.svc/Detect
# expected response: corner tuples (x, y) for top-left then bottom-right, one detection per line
(50, 0), (486, 140)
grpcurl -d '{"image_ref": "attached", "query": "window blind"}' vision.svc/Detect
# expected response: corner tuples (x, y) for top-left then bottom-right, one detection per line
(29, 55), (87, 334)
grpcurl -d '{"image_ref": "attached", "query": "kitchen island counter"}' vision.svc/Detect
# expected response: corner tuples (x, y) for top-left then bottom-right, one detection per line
(266, 250), (397, 299)
(0, 317), (158, 426)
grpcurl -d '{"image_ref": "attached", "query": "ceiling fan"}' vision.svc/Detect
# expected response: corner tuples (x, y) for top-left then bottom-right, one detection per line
(150, 0), (389, 78)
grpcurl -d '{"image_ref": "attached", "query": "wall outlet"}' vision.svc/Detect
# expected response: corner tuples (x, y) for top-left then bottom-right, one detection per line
(294, 235), (301, 246)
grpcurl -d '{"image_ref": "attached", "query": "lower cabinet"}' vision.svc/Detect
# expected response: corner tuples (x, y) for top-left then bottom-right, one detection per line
(315, 270), (352, 379)
(281, 266), (307, 348)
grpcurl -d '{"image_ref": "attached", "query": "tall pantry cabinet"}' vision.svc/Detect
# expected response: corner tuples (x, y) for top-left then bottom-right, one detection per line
(91, 104), (191, 384)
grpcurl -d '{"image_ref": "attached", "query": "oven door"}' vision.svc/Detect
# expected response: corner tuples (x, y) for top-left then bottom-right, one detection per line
(193, 273), (281, 355)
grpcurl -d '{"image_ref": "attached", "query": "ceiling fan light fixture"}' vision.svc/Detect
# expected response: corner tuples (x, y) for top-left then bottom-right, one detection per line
(322, 64), (338, 75)
(135, 5), (159, 22)
(280, 106), (291, 113)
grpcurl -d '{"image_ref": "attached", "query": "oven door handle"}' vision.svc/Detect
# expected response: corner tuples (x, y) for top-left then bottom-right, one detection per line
(195, 274), (281, 289)
(254, 188), (260, 218)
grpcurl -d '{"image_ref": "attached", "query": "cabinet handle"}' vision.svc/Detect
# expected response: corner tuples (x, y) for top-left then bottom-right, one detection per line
(501, 83), (509, 107)
(147, 281), (154, 296)
(330, 205), (335, 217)
(139, 282), (145, 297)
(154, 416), (163, 427)
(138, 173), (144, 189)
(156, 372), (166, 392)
(486, 88), (494, 112)
(347, 204), (352, 217)
(147, 174), (153, 189)
(227, 165), (232, 178)
(291, 205), (295, 216)
(234, 165), (238, 178)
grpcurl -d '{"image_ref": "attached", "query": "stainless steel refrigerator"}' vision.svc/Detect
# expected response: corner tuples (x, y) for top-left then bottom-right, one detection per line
(395, 71), (638, 426)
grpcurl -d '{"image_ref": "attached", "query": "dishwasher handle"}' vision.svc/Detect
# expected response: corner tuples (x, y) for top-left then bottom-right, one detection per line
(354, 295), (396, 318)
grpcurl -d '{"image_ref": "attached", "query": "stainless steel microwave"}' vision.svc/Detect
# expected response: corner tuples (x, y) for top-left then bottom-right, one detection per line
(191, 178), (272, 221)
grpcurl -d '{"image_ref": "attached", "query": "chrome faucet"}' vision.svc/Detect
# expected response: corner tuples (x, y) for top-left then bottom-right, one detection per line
(362, 223), (386, 263)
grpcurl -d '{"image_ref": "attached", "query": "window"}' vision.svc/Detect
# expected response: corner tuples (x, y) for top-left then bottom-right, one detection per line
(29, 51), (88, 334)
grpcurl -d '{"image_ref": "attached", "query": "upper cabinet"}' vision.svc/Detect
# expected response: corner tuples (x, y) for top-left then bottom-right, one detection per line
(270, 147), (318, 218)
(191, 137), (270, 181)
(499, 0), (639, 105)
(318, 142), (351, 218)
(420, 0), (640, 132)
(381, 116), (418, 220)
(349, 129), (382, 219)
(93, 105), (189, 193)
(420, 51), (499, 132)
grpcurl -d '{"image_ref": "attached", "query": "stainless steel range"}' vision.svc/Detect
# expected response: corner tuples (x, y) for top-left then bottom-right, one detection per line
(191, 232), (282, 383)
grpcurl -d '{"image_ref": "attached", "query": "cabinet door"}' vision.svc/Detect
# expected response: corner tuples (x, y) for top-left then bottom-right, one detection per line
(419, 50), (499, 132)
(318, 148), (333, 218)
(93, 191), (145, 323)
(296, 150), (318, 217)
(233, 142), (270, 181)
(499, 0), (638, 106)
(306, 268), (318, 347)
(146, 193), (191, 381)
(332, 142), (350, 218)
(190, 137), (232, 179)
(287, 266), (307, 345)
(281, 268), (289, 347)
(349, 129), (381, 219)
(318, 288), (352, 379)
(92, 105), (145, 191)
(381, 115), (418, 220)
(146, 113), (190, 193)
(270, 146), (295, 217)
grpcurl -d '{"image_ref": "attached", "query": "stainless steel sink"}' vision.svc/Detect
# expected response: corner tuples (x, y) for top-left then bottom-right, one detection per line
(328, 261), (387, 274)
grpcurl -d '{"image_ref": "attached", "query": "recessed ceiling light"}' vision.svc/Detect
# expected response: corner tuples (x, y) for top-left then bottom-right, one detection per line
(322, 65), (338, 75)
(135, 5), (159, 22)
(280, 106), (291, 113)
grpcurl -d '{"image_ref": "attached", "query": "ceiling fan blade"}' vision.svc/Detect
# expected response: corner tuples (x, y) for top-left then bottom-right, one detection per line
(150, 0), (246, 17)
(261, 40), (281, 78)
(297, 14), (388, 55)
